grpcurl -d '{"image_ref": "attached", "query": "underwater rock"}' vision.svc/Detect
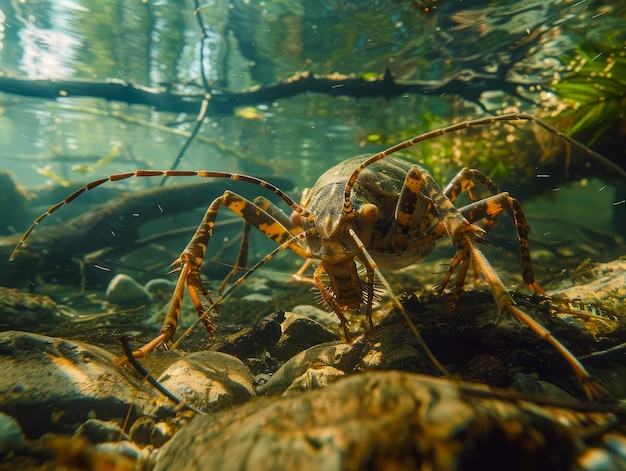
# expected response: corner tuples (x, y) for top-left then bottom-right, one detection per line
(153, 371), (622, 471)
(144, 278), (176, 305)
(240, 292), (273, 303)
(0, 331), (172, 438)
(258, 339), (368, 395)
(0, 412), (25, 454)
(149, 419), (180, 448)
(459, 353), (508, 387)
(577, 439), (626, 471)
(157, 351), (256, 414)
(17, 434), (148, 471)
(128, 416), (156, 447)
(585, 363), (626, 400)
(106, 274), (153, 308)
(213, 315), (282, 361)
(359, 335), (434, 375)
(283, 365), (345, 395)
(548, 259), (626, 313)
(375, 289), (626, 398)
(545, 260), (626, 353)
(93, 440), (151, 468)
(0, 286), (70, 328)
(269, 311), (340, 361)
(123, 410), (195, 450)
(73, 418), (127, 444)
(154, 411), (197, 449)
(292, 304), (340, 325)
(254, 287), (626, 400)
(509, 372), (576, 400)
(246, 353), (279, 377)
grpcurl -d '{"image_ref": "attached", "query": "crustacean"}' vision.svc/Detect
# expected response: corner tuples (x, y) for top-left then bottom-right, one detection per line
(11, 113), (611, 399)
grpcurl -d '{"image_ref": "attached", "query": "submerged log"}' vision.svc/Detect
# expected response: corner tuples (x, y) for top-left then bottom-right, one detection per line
(0, 69), (525, 116)
(0, 176), (294, 289)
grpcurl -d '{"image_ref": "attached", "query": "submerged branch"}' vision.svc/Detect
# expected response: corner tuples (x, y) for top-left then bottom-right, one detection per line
(0, 176), (293, 289)
(0, 69), (528, 115)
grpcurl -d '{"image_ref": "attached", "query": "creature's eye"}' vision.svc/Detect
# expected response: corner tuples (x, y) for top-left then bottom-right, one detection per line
(361, 203), (380, 222)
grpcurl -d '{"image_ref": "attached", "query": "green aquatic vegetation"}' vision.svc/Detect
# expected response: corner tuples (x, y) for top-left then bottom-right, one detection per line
(553, 42), (626, 143)
(369, 113), (528, 185)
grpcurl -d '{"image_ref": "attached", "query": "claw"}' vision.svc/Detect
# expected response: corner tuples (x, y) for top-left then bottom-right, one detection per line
(167, 258), (183, 275)
(581, 380), (610, 402)
(527, 282), (546, 296)
(503, 291), (602, 400)
(462, 238), (602, 400)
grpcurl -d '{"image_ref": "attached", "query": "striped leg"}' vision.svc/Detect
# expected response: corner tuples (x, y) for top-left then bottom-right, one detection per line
(418, 172), (600, 399)
(425, 167), (543, 294)
(455, 193), (544, 293)
(129, 190), (309, 358)
(218, 196), (299, 293)
(442, 167), (504, 231)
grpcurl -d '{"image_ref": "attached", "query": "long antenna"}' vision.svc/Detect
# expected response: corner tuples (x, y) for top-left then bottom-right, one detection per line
(342, 113), (625, 218)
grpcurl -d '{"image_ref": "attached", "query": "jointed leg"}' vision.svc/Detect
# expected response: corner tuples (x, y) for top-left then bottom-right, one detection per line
(466, 239), (601, 400)
(289, 258), (315, 284)
(392, 166), (427, 248)
(455, 193), (544, 293)
(418, 171), (599, 399)
(348, 229), (452, 378)
(126, 190), (308, 359)
(218, 221), (252, 294)
(118, 263), (191, 362)
(313, 264), (352, 341)
(219, 195), (301, 292)
(442, 167), (504, 232)
(421, 166), (543, 294)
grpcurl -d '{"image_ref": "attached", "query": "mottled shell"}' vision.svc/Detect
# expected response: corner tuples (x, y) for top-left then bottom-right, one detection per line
(301, 155), (408, 236)
(300, 155), (436, 268)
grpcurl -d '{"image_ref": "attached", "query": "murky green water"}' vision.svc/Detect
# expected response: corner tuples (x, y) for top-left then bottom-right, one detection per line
(0, 3), (625, 468)
(1, 0), (624, 291)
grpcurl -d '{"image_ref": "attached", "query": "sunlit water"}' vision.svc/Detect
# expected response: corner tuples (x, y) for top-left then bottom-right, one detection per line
(0, 0), (623, 293)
